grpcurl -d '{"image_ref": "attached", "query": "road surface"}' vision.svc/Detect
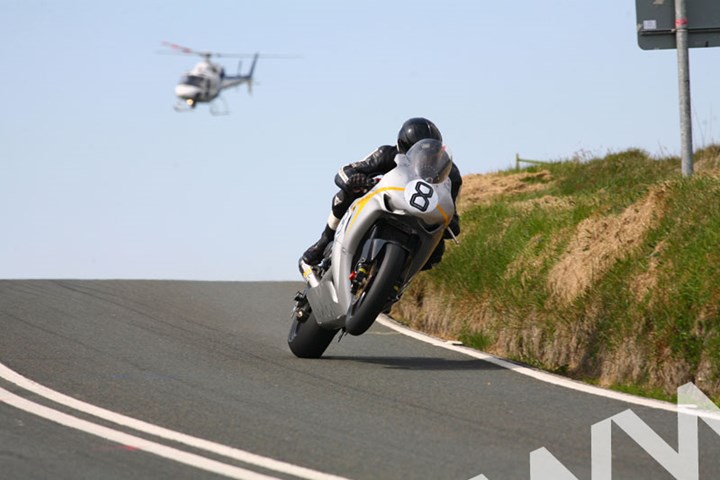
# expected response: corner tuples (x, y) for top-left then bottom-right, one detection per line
(1, 280), (717, 479)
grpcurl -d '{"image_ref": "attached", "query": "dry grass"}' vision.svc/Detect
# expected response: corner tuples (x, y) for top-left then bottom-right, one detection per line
(630, 240), (666, 302)
(547, 184), (669, 304)
(457, 170), (552, 213)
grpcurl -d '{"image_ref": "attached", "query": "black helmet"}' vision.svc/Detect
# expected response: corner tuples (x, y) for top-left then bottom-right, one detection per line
(397, 117), (442, 154)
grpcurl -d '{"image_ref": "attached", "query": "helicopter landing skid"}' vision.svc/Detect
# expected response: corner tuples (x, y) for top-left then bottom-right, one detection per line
(173, 100), (195, 112)
(172, 97), (230, 115)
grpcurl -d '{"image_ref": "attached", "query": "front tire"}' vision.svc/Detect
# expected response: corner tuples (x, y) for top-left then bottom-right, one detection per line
(288, 311), (338, 358)
(345, 243), (407, 336)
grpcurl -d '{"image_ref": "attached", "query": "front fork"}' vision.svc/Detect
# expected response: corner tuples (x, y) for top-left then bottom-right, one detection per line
(349, 260), (370, 295)
(348, 237), (406, 312)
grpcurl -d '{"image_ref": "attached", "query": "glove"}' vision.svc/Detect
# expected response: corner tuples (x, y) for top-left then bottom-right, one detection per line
(444, 214), (460, 239)
(346, 173), (373, 193)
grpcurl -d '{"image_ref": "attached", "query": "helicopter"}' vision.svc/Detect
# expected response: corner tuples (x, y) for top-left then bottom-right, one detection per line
(160, 41), (263, 115)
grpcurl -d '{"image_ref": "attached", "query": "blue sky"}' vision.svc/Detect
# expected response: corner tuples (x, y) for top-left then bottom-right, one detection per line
(2, 1), (719, 281)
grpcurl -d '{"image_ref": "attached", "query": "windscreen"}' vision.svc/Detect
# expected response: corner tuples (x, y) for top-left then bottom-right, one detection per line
(179, 75), (205, 87)
(406, 139), (452, 183)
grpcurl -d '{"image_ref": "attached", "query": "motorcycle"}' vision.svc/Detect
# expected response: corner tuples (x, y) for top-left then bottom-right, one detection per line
(288, 138), (456, 358)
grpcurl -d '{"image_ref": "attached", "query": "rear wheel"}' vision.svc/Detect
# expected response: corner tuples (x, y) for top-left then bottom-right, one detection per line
(345, 243), (407, 336)
(288, 311), (338, 358)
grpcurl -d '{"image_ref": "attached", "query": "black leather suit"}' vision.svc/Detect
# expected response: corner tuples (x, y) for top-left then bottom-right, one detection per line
(329, 145), (462, 269)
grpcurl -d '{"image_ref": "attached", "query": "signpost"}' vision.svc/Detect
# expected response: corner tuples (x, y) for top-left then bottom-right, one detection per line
(636, 0), (720, 176)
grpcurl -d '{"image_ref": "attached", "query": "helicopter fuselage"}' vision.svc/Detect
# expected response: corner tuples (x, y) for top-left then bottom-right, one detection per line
(174, 61), (225, 107)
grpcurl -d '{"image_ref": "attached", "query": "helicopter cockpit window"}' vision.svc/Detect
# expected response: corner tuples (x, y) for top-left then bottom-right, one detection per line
(179, 75), (205, 88)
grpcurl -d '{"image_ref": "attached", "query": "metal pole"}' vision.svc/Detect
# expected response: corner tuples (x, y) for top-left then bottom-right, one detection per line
(675, 0), (694, 176)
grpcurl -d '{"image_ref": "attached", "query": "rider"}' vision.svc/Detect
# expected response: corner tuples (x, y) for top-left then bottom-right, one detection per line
(301, 117), (462, 269)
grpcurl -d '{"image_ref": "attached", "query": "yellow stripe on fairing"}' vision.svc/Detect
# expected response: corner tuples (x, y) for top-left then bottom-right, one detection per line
(437, 204), (450, 225)
(346, 187), (404, 233)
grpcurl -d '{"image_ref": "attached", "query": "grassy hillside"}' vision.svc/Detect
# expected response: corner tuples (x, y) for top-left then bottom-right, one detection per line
(392, 145), (720, 402)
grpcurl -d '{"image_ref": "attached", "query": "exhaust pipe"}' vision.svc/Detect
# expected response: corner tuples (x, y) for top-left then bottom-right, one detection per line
(298, 260), (320, 288)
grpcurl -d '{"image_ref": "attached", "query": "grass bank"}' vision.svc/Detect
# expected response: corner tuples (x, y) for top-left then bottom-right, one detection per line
(392, 145), (720, 402)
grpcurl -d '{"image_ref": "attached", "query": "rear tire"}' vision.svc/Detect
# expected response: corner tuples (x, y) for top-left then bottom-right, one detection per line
(288, 311), (338, 358)
(345, 243), (407, 336)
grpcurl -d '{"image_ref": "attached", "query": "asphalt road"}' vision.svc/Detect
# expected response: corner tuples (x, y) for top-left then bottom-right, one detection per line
(0, 280), (718, 479)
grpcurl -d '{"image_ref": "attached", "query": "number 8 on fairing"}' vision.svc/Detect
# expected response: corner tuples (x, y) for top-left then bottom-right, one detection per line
(409, 181), (434, 212)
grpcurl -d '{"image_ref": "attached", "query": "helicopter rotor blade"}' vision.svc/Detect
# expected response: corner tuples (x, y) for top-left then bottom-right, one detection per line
(161, 41), (196, 54)
(160, 41), (214, 58)
(213, 52), (302, 59)
(159, 42), (301, 60)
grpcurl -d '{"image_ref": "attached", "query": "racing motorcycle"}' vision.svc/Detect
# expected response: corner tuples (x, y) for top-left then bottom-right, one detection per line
(288, 139), (456, 358)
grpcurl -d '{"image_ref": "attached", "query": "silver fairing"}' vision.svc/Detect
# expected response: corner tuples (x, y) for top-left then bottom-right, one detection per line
(312, 155), (455, 329)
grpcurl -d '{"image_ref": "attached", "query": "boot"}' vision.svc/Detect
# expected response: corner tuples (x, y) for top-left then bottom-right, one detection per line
(301, 225), (336, 265)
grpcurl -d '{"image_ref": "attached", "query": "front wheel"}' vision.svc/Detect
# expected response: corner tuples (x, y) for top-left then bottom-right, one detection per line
(345, 243), (407, 336)
(288, 311), (338, 358)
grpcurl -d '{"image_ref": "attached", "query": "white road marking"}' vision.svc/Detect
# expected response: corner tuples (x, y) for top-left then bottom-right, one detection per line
(376, 315), (679, 412)
(0, 363), (350, 480)
(0, 310), (680, 480)
(0, 386), (278, 480)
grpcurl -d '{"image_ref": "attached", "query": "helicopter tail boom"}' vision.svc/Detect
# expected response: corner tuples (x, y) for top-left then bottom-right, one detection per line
(220, 53), (258, 93)
(246, 53), (258, 94)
